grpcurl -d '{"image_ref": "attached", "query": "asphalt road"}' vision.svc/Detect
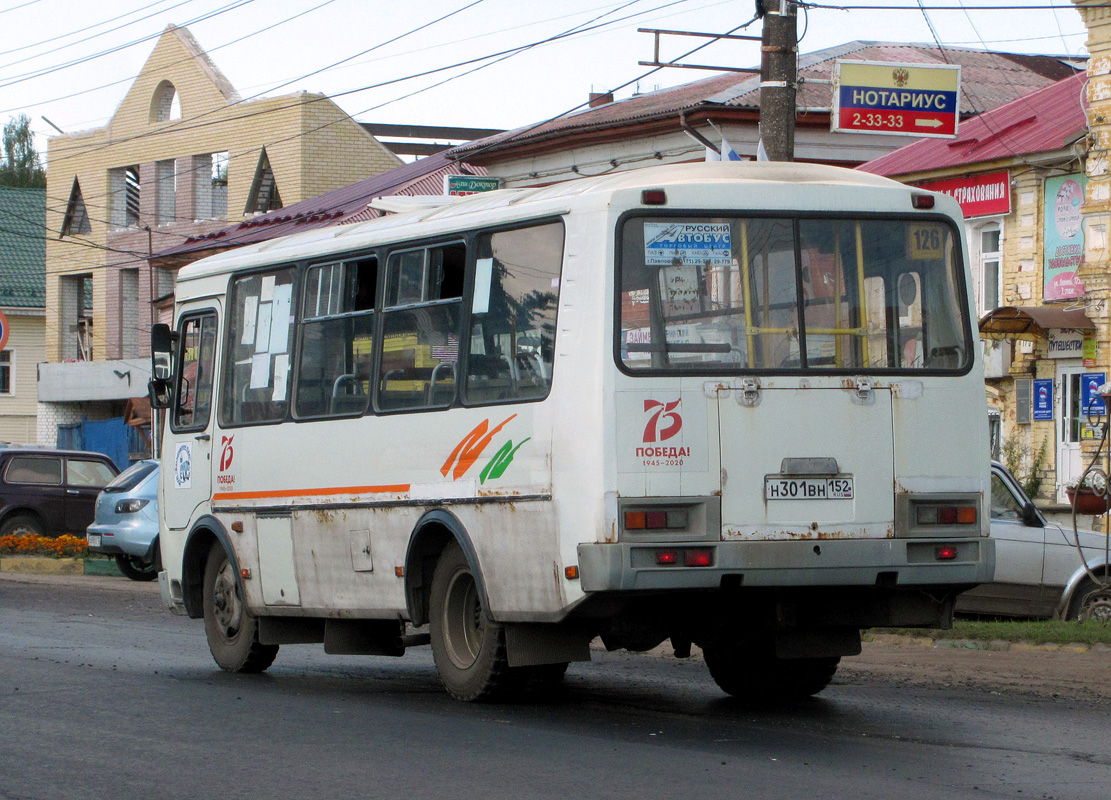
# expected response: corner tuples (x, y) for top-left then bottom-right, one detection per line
(2, 573), (1109, 800)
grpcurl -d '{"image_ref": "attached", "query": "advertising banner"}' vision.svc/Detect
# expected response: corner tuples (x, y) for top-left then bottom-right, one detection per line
(1043, 174), (1086, 301)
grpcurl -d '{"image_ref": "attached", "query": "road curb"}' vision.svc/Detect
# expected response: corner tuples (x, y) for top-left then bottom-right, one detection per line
(0, 556), (122, 577)
(865, 632), (1111, 654)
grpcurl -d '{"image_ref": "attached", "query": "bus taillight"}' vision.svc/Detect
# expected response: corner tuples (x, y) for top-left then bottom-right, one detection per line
(915, 505), (977, 525)
(684, 549), (713, 567)
(935, 545), (959, 561)
(624, 509), (690, 530)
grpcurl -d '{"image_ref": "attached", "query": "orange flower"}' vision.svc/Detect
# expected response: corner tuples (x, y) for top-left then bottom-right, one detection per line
(0, 532), (89, 558)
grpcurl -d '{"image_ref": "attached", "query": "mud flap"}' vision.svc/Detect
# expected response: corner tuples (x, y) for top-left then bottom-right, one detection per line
(775, 627), (862, 659)
(505, 623), (593, 667)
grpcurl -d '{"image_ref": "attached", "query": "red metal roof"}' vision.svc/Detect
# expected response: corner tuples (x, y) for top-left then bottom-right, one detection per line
(859, 72), (1087, 177)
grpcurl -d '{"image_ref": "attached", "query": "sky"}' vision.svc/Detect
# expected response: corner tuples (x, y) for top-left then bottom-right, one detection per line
(0, 0), (1090, 157)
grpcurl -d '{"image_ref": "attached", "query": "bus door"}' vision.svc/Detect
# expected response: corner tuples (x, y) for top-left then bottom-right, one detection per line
(163, 307), (220, 530)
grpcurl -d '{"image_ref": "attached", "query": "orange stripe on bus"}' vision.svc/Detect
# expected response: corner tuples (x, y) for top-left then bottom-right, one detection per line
(212, 484), (411, 501)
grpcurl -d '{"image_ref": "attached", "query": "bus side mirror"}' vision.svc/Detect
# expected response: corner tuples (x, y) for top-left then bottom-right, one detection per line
(149, 323), (175, 410)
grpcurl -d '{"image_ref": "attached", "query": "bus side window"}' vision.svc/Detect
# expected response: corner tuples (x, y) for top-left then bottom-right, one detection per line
(219, 268), (296, 426)
(465, 222), (564, 404)
(378, 243), (465, 411)
(173, 312), (217, 431)
(295, 258), (377, 419)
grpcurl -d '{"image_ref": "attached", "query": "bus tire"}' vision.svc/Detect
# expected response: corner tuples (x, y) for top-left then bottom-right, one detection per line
(703, 644), (839, 702)
(429, 541), (520, 701)
(202, 542), (278, 673)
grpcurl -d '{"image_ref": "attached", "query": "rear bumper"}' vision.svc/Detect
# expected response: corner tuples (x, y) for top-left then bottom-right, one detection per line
(86, 523), (156, 557)
(578, 536), (995, 592)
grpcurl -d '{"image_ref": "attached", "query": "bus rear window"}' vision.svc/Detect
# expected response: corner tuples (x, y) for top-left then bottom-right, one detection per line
(617, 215), (970, 373)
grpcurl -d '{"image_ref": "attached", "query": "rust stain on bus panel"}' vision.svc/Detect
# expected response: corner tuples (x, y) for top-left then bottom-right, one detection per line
(477, 487), (525, 498)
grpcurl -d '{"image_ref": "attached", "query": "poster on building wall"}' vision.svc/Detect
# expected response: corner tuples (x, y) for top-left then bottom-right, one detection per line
(1043, 174), (1086, 301)
(1033, 378), (1053, 421)
(1081, 372), (1107, 417)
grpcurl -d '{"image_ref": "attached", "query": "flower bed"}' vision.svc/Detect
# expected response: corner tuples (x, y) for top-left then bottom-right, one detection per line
(0, 533), (89, 558)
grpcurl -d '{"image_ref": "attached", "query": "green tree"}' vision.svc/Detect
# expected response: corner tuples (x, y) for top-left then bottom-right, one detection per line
(0, 114), (46, 189)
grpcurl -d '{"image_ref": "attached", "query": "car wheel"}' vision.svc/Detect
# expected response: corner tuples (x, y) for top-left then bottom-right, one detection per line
(0, 514), (44, 537)
(1068, 575), (1111, 622)
(114, 554), (158, 582)
(202, 542), (278, 672)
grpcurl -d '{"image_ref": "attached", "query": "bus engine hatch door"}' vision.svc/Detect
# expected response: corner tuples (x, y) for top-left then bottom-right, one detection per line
(717, 381), (895, 540)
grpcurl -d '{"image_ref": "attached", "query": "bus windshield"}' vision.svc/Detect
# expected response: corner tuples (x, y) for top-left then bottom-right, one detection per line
(618, 214), (971, 373)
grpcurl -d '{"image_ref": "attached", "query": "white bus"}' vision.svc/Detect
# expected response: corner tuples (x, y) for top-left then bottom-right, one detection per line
(151, 162), (993, 702)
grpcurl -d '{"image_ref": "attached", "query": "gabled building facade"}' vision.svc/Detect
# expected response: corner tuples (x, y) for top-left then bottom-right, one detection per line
(41, 24), (401, 457)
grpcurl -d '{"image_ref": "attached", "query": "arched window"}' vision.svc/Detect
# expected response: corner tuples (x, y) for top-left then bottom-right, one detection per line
(150, 80), (181, 123)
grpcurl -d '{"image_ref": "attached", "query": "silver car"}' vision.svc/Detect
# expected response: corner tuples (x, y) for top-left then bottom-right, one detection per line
(86, 460), (160, 582)
(955, 463), (1111, 620)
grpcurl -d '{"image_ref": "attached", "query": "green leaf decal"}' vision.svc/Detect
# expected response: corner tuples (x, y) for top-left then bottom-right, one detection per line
(479, 438), (531, 484)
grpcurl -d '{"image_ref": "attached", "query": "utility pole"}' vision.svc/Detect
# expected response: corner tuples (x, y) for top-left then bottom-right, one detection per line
(758, 1), (798, 161)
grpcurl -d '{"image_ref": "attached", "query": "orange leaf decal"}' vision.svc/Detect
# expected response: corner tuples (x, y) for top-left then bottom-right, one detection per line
(441, 414), (517, 480)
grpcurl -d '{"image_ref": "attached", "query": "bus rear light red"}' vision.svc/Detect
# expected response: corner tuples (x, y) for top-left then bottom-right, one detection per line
(625, 508), (690, 531)
(656, 550), (679, 565)
(935, 545), (959, 561)
(684, 549), (713, 567)
(915, 505), (977, 526)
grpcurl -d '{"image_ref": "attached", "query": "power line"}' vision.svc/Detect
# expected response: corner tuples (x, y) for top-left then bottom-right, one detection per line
(455, 11), (761, 163)
(41, 0), (696, 265)
(40, 0), (496, 176)
(0, 0), (341, 116)
(0, 0), (197, 64)
(43, 0), (687, 181)
(0, 0), (44, 15)
(0, 0), (256, 89)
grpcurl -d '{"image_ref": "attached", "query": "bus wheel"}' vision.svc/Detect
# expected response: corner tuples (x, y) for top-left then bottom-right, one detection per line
(703, 644), (839, 702)
(429, 542), (518, 701)
(202, 542), (278, 673)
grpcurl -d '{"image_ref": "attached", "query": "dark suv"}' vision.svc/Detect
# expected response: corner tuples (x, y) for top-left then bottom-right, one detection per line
(0, 447), (119, 538)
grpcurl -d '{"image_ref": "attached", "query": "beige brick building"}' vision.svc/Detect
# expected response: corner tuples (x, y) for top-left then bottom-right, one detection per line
(40, 25), (400, 457)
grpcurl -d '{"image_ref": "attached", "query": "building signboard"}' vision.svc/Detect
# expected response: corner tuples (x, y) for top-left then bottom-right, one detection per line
(915, 171), (1010, 218)
(444, 175), (500, 196)
(1044, 174), (1087, 301)
(832, 60), (960, 137)
(1047, 329), (1085, 359)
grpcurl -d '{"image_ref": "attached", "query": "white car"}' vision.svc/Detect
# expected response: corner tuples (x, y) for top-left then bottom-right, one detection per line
(955, 463), (1111, 620)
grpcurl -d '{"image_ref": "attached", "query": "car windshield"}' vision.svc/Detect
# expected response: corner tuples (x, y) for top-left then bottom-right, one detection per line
(104, 461), (157, 493)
